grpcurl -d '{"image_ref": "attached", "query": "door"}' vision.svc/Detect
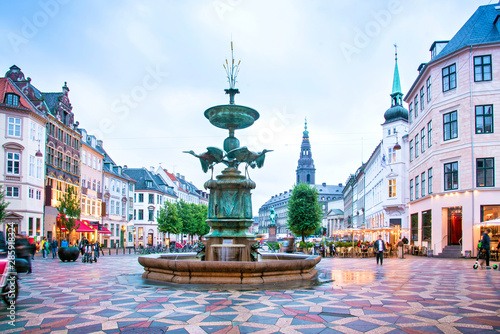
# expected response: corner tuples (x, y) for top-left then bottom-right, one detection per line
(448, 207), (462, 245)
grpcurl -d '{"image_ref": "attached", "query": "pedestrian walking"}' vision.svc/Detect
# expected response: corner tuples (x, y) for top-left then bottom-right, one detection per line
(61, 239), (68, 247)
(480, 228), (491, 267)
(375, 235), (386, 265)
(397, 239), (404, 259)
(51, 239), (58, 258)
(15, 234), (32, 274)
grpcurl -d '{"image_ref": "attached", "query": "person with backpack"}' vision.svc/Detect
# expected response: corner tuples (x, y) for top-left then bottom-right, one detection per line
(480, 228), (491, 267)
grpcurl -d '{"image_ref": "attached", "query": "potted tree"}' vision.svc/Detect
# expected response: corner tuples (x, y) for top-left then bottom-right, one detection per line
(57, 187), (81, 262)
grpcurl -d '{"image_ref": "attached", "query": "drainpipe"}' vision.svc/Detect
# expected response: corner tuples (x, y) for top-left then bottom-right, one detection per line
(469, 45), (475, 257)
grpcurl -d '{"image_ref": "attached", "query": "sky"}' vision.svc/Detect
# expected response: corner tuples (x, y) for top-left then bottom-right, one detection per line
(0, 0), (492, 215)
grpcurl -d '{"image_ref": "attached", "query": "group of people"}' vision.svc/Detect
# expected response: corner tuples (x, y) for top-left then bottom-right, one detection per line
(77, 237), (103, 263)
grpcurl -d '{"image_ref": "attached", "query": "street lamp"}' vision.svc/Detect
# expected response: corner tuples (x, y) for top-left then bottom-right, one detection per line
(35, 139), (43, 157)
(393, 129), (401, 151)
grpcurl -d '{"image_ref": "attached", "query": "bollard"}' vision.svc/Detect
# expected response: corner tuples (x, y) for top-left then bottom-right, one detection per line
(123, 248), (125, 255)
(129, 248), (131, 254)
(116, 248), (118, 255)
(108, 248), (111, 256)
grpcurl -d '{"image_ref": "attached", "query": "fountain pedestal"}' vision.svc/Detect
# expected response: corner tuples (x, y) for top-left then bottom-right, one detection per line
(204, 167), (257, 261)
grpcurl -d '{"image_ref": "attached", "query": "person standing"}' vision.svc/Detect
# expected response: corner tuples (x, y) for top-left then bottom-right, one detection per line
(61, 239), (68, 247)
(481, 228), (491, 267)
(51, 239), (58, 258)
(375, 235), (386, 265)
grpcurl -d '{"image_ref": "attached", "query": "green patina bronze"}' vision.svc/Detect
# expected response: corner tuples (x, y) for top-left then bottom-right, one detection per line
(184, 44), (272, 261)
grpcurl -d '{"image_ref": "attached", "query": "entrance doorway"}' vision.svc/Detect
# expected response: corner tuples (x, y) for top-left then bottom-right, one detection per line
(447, 207), (462, 245)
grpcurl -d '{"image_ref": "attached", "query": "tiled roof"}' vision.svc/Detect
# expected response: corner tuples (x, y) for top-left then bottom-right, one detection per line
(434, 4), (500, 61)
(0, 78), (36, 112)
(123, 168), (177, 198)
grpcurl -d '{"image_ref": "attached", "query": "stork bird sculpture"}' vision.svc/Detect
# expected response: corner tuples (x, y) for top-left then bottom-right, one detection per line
(227, 147), (273, 178)
(183, 147), (225, 178)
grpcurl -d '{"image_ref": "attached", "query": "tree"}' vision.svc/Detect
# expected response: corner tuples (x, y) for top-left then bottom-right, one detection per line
(0, 186), (9, 224)
(193, 204), (209, 236)
(287, 183), (323, 242)
(157, 201), (182, 239)
(57, 186), (81, 242)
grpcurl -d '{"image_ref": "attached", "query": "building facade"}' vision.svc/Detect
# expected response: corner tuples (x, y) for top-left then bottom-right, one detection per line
(340, 53), (410, 244)
(405, 4), (500, 256)
(102, 155), (135, 248)
(1, 66), (47, 237)
(123, 167), (177, 247)
(78, 128), (104, 242)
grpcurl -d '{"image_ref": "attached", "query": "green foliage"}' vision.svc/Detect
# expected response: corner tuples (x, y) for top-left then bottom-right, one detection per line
(298, 241), (314, 249)
(157, 201), (182, 237)
(57, 186), (81, 241)
(266, 241), (281, 252)
(0, 186), (10, 224)
(177, 201), (210, 238)
(287, 183), (323, 242)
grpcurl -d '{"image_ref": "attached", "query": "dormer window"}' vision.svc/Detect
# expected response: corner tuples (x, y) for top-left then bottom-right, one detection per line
(146, 180), (153, 188)
(5, 93), (19, 106)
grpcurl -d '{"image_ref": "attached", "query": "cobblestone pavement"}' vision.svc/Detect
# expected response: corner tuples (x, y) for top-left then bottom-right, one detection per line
(0, 254), (499, 333)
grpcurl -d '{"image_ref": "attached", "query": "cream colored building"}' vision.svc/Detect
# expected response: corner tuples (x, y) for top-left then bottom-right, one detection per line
(405, 4), (500, 256)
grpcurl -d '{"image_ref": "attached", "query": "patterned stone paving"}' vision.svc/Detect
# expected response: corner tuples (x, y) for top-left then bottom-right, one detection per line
(0, 253), (499, 333)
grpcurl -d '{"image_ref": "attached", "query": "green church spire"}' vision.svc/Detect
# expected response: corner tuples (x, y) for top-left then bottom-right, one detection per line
(391, 44), (403, 106)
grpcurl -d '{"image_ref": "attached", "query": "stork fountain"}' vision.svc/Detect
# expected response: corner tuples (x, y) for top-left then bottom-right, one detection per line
(138, 43), (320, 285)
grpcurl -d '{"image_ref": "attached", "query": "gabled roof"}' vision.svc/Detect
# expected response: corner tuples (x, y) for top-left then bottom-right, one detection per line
(0, 78), (36, 112)
(123, 168), (177, 198)
(434, 4), (500, 61)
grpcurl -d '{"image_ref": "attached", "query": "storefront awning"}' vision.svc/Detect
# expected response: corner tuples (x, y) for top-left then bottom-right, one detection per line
(98, 227), (112, 235)
(75, 221), (95, 233)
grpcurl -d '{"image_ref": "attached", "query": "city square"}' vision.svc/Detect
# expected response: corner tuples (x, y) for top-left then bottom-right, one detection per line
(1, 1), (500, 333)
(0, 254), (499, 333)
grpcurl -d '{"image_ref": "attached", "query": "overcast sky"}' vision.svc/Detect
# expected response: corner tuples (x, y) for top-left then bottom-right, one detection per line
(0, 0), (491, 215)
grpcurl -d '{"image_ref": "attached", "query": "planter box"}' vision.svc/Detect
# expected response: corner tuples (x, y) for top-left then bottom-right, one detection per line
(58, 247), (80, 262)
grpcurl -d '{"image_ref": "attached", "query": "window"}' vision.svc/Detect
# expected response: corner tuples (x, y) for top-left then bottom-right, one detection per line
(444, 161), (459, 191)
(87, 153), (91, 166)
(442, 63), (456, 91)
(6, 186), (19, 198)
(410, 140), (413, 162)
(7, 152), (20, 175)
(388, 147), (396, 163)
(421, 128), (425, 154)
(5, 93), (20, 106)
(138, 209), (144, 220)
(46, 147), (53, 166)
(421, 171), (426, 197)
(29, 218), (33, 235)
(388, 179), (396, 198)
(134, 209), (137, 220)
(56, 151), (63, 169)
(82, 150), (86, 165)
(36, 158), (42, 179)
(427, 121), (432, 147)
(115, 201), (120, 215)
(29, 155), (35, 177)
(410, 179), (413, 201)
(138, 193), (144, 203)
(414, 96), (418, 118)
(7, 117), (21, 137)
(111, 224), (115, 236)
(65, 156), (71, 172)
(82, 175), (86, 188)
(30, 122), (36, 140)
(474, 55), (492, 82)
(146, 180), (153, 188)
(420, 86), (425, 111)
(411, 213), (418, 242)
(110, 200), (115, 215)
(415, 176), (420, 199)
(443, 111), (458, 141)
(148, 209), (154, 221)
(29, 188), (34, 198)
(426, 76), (431, 102)
(122, 203), (125, 217)
(73, 159), (78, 175)
(428, 168), (433, 194)
(97, 181), (101, 192)
(477, 158), (494, 187)
(36, 190), (41, 200)
(422, 210), (432, 243)
(415, 134), (419, 158)
(475, 105), (493, 134)
(93, 179), (96, 191)
(409, 103), (413, 123)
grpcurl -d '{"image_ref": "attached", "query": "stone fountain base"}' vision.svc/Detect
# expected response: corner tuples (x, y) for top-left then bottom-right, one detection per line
(138, 253), (320, 285)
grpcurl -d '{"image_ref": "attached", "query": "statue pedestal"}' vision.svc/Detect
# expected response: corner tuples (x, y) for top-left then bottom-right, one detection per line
(268, 225), (277, 242)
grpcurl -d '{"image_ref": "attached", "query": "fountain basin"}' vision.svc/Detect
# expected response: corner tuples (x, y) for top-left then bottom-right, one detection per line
(138, 253), (320, 285)
(204, 105), (259, 130)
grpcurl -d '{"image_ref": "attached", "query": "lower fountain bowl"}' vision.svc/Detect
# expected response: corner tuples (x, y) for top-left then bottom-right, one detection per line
(138, 253), (320, 285)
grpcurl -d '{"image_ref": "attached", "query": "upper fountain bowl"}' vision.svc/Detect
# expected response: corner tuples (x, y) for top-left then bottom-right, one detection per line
(204, 105), (260, 130)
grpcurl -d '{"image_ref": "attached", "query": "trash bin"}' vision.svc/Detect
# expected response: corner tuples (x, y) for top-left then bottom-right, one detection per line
(464, 250), (471, 259)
